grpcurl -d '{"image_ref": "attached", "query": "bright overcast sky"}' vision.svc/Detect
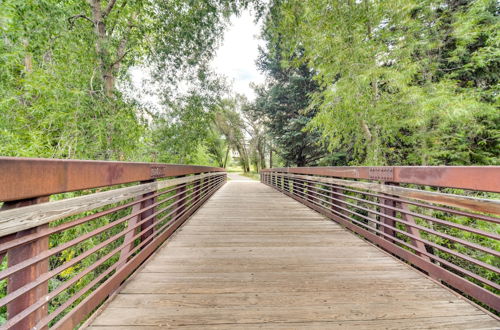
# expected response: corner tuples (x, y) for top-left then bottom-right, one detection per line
(127, 10), (264, 110)
(211, 10), (265, 100)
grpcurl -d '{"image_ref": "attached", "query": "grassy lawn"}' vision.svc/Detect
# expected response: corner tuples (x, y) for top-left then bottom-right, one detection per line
(226, 166), (243, 172)
(240, 171), (260, 181)
(223, 165), (260, 181)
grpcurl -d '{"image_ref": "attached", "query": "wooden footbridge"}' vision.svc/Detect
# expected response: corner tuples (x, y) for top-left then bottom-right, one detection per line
(0, 158), (498, 329)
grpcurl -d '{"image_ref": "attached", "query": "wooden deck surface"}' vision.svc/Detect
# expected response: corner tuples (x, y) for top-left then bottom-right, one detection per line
(88, 174), (498, 329)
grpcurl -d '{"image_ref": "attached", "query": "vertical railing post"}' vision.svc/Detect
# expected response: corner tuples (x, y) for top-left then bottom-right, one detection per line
(380, 183), (396, 241)
(139, 179), (157, 243)
(306, 180), (314, 201)
(397, 201), (432, 262)
(331, 186), (347, 217)
(322, 184), (329, 208)
(297, 178), (304, 198)
(119, 179), (157, 267)
(194, 175), (202, 204)
(283, 175), (289, 192)
(175, 175), (187, 220)
(2, 196), (49, 330)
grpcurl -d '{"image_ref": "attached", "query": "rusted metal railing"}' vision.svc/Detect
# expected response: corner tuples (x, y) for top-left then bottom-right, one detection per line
(0, 157), (226, 329)
(261, 166), (500, 312)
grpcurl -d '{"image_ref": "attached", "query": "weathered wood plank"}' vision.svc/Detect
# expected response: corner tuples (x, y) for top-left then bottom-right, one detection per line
(279, 172), (500, 215)
(90, 304), (485, 326)
(99, 291), (462, 308)
(0, 172), (224, 236)
(88, 315), (500, 330)
(87, 175), (498, 329)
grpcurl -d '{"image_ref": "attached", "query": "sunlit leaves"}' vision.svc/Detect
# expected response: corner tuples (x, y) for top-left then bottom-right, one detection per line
(269, 0), (498, 165)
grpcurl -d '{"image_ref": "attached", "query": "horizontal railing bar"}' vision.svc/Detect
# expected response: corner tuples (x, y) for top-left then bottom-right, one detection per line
(0, 156), (225, 201)
(288, 175), (500, 224)
(0, 175), (223, 282)
(0, 182), (188, 253)
(289, 177), (500, 243)
(331, 180), (498, 223)
(261, 166), (500, 192)
(0, 171), (224, 236)
(263, 180), (500, 310)
(326, 202), (500, 291)
(53, 175), (224, 329)
(0, 176), (224, 318)
(274, 172), (500, 215)
(287, 180), (500, 276)
(267, 177), (496, 279)
(7, 177), (225, 329)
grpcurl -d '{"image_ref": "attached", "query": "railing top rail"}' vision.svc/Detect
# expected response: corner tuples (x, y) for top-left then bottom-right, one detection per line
(261, 169), (500, 312)
(0, 157), (225, 202)
(261, 166), (500, 193)
(0, 172), (225, 236)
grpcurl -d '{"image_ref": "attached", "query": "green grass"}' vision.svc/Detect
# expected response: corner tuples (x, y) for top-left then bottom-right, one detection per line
(240, 171), (260, 181)
(226, 166), (244, 173)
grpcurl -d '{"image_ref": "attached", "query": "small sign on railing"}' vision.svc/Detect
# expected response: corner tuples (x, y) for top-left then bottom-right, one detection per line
(150, 165), (167, 178)
(368, 167), (394, 181)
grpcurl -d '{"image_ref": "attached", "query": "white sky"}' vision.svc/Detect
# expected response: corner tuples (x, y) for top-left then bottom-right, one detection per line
(126, 10), (264, 110)
(211, 10), (265, 100)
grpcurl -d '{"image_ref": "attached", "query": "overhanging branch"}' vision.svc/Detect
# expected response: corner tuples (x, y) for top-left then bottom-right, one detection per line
(103, 0), (118, 18)
(68, 14), (93, 29)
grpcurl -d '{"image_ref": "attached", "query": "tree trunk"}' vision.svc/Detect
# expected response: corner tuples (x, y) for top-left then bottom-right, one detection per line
(269, 147), (273, 169)
(89, 0), (108, 90)
(223, 145), (230, 168)
(237, 144), (250, 173)
(88, 0), (130, 97)
(257, 139), (266, 169)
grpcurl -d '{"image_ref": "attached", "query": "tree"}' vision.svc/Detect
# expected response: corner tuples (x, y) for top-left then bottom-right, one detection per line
(242, 101), (267, 170)
(251, 3), (334, 167)
(269, 0), (498, 165)
(0, 0), (253, 161)
(204, 126), (228, 168)
(0, 1), (145, 160)
(214, 98), (251, 172)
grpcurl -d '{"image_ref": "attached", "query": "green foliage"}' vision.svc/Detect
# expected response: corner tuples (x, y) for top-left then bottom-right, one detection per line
(0, 0), (251, 161)
(0, 0), (252, 325)
(214, 97), (252, 172)
(0, 0), (144, 159)
(251, 3), (333, 166)
(204, 127), (228, 168)
(152, 90), (221, 164)
(264, 0), (499, 165)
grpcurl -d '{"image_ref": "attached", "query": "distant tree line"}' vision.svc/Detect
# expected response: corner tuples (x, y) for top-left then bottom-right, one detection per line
(0, 0), (497, 168)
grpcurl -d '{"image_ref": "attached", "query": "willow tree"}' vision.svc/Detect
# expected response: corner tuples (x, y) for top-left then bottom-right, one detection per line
(269, 0), (498, 165)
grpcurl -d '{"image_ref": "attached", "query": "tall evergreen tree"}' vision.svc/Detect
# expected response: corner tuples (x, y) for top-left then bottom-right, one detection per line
(252, 3), (336, 167)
